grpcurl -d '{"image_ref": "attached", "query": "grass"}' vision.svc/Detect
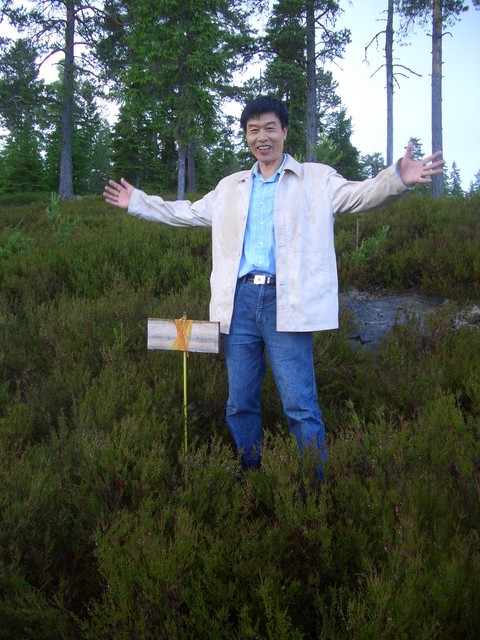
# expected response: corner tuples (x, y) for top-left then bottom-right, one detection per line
(0, 191), (479, 638)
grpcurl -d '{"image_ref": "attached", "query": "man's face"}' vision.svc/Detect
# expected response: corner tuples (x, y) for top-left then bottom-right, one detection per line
(245, 111), (288, 172)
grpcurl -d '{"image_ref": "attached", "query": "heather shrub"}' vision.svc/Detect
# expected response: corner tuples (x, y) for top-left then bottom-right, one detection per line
(360, 303), (480, 422)
(0, 193), (479, 638)
(336, 191), (480, 299)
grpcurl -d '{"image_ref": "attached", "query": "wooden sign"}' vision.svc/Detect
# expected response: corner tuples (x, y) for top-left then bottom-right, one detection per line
(147, 317), (220, 354)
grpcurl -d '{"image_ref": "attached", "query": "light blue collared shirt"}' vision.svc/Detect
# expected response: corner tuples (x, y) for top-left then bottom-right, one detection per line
(238, 154), (287, 278)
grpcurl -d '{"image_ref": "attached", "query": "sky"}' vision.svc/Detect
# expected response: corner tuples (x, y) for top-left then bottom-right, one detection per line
(323, 0), (480, 189)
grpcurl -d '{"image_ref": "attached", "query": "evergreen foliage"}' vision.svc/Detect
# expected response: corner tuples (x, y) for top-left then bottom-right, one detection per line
(360, 152), (386, 179)
(261, 0), (351, 163)
(0, 0), (110, 198)
(0, 37), (48, 193)
(1, 128), (46, 193)
(0, 192), (479, 638)
(1, 2), (478, 196)
(0, 38), (44, 133)
(470, 169), (480, 193)
(445, 160), (464, 196)
(41, 74), (112, 194)
(99, 0), (255, 197)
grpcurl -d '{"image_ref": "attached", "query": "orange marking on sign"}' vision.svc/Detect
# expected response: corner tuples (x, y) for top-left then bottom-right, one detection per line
(173, 315), (193, 353)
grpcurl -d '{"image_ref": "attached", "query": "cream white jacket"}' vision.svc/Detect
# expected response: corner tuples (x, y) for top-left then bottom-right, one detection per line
(127, 154), (408, 334)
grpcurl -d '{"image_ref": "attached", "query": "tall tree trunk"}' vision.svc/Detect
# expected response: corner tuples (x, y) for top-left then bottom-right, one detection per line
(305, 0), (317, 161)
(431, 0), (444, 197)
(58, 0), (75, 200)
(386, 0), (394, 166)
(187, 142), (195, 194)
(177, 143), (186, 200)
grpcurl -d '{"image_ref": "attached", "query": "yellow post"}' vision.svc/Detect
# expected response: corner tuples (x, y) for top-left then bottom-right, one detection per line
(183, 349), (188, 453)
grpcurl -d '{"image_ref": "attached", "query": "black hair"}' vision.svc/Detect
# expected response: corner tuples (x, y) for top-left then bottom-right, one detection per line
(240, 96), (289, 132)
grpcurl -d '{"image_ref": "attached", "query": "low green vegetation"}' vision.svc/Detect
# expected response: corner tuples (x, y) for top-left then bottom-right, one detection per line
(0, 191), (479, 639)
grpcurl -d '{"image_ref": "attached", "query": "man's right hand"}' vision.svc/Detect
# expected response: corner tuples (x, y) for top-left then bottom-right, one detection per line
(103, 178), (134, 209)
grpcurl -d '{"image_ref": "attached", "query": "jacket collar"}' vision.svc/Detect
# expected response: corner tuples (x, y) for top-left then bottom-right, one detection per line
(283, 154), (301, 176)
(233, 154), (301, 182)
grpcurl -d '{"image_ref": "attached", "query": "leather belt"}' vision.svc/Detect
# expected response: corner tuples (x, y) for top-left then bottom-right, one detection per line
(244, 274), (276, 285)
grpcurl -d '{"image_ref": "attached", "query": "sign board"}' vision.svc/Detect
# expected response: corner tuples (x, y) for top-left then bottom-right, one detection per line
(147, 317), (220, 354)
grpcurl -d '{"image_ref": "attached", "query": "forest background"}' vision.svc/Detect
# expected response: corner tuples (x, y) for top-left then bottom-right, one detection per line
(1, 0), (480, 200)
(1, 1), (480, 638)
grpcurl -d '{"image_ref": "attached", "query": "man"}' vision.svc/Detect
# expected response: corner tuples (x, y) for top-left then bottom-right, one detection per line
(103, 95), (444, 477)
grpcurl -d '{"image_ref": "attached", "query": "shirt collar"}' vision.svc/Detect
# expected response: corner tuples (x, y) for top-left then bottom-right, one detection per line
(253, 154), (287, 182)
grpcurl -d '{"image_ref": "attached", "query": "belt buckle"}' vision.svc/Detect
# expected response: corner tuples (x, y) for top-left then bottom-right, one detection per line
(253, 275), (266, 285)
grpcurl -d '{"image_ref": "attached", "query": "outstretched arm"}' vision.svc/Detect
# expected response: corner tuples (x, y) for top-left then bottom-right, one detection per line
(103, 178), (135, 209)
(399, 141), (445, 186)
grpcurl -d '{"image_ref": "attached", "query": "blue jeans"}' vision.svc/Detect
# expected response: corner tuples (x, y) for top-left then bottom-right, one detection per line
(222, 278), (328, 477)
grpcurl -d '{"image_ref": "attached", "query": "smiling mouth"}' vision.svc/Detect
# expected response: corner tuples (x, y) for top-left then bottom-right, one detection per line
(257, 145), (271, 151)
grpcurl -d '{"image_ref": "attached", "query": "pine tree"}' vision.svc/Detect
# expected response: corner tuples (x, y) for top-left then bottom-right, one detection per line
(396, 0), (478, 196)
(0, 38), (46, 192)
(364, 0), (421, 165)
(1, 129), (46, 193)
(469, 169), (480, 193)
(360, 152), (386, 179)
(99, 0), (255, 198)
(263, 0), (350, 161)
(446, 160), (463, 196)
(2, 0), (109, 199)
